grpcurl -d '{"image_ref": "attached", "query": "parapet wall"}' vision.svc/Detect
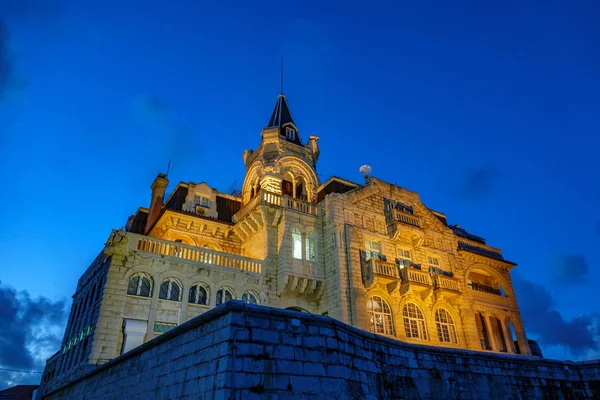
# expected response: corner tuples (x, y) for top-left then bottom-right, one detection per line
(43, 302), (599, 399)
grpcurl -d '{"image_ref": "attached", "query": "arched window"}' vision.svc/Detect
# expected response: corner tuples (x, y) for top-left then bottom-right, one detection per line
(241, 290), (260, 305)
(159, 278), (182, 301)
(127, 273), (153, 297)
(188, 282), (210, 305)
(367, 296), (394, 336)
(292, 228), (303, 259)
(216, 286), (235, 306)
(305, 231), (315, 262)
(435, 308), (458, 344)
(403, 303), (428, 340)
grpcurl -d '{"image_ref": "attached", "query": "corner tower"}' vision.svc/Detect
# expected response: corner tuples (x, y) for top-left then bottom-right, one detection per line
(241, 94), (321, 205)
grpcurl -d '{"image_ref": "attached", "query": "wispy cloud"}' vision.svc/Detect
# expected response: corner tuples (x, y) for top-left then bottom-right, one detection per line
(459, 166), (497, 199)
(512, 273), (599, 358)
(548, 254), (589, 286)
(0, 282), (67, 390)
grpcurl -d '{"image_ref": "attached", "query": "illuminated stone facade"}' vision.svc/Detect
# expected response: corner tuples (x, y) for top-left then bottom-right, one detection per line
(42, 93), (532, 392)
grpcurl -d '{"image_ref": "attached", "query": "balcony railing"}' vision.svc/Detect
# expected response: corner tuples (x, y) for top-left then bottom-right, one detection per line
(234, 191), (318, 222)
(385, 209), (421, 228)
(470, 290), (510, 307)
(400, 266), (432, 286)
(368, 258), (400, 279)
(469, 282), (502, 296)
(126, 233), (263, 274)
(433, 274), (459, 291)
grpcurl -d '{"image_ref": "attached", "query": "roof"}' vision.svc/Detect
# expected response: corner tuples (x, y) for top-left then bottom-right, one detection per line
(266, 94), (302, 145)
(0, 385), (39, 399)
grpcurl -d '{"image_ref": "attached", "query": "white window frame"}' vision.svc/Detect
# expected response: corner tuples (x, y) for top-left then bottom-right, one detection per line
(127, 273), (153, 298)
(364, 239), (381, 261)
(397, 248), (412, 268)
(305, 231), (315, 262)
(159, 278), (182, 301)
(286, 126), (296, 141)
(403, 303), (428, 340)
(189, 282), (210, 305)
(292, 228), (303, 260)
(216, 286), (235, 305)
(367, 296), (394, 336)
(435, 308), (458, 344)
(427, 255), (441, 270)
(241, 290), (260, 305)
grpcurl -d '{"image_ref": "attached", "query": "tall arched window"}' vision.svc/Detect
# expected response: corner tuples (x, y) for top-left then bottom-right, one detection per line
(216, 286), (235, 306)
(189, 282), (210, 305)
(292, 228), (303, 259)
(305, 231), (315, 262)
(159, 278), (182, 301)
(403, 303), (428, 340)
(127, 273), (153, 298)
(435, 308), (458, 344)
(241, 290), (260, 305)
(367, 296), (394, 336)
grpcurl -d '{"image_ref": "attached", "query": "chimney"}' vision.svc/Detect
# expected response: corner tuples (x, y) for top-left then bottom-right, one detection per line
(145, 173), (169, 233)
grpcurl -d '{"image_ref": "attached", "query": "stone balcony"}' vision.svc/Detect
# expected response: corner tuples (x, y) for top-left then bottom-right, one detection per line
(121, 232), (263, 275)
(279, 259), (325, 300)
(432, 274), (460, 298)
(234, 191), (318, 223)
(361, 258), (400, 287)
(400, 266), (432, 294)
(469, 286), (511, 307)
(385, 209), (423, 245)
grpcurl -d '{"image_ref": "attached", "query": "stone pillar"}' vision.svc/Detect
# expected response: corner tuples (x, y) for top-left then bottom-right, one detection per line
(458, 302), (479, 351)
(501, 318), (515, 353)
(180, 286), (189, 324)
(484, 313), (499, 351)
(512, 317), (532, 356)
(145, 274), (162, 342)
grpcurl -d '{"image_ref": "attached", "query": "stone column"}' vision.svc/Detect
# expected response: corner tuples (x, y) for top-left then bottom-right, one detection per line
(501, 318), (515, 353)
(180, 285), (189, 324)
(512, 317), (532, 356)
(484, 313), (499, 351)
(145, 273), (162, 342)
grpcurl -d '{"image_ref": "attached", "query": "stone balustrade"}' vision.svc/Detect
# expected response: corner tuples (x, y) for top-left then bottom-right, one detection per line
(433, 274), (460, 291)
(400, 267), (432, 286)
(234, 191), (318, 222)
(369, 259), (399, 279)
(126, 233), (263, 274)
(385, 208), (421, 228)
(469, 289), (511, 307)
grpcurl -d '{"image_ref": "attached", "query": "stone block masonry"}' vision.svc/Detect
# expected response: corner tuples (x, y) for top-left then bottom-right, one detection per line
(43, 301), (599, 399)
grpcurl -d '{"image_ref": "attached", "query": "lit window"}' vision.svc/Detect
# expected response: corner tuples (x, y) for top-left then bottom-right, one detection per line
(397, 248), (412, 268)
(241, 290), (260, 305)
(367, 296), (394, 336)
(292, 228), (303, 259)
(365, 239), (381, 260)
(188, 282), (210, 305)
(435, 309), (458, 344)
(216, 287), (235, 305)
(403, 303), (428, 340)
(159, 278), (182, 301)
(286, 127), (296, 141)
(127, 273), (153, 297)
(305, 231), (315, 262)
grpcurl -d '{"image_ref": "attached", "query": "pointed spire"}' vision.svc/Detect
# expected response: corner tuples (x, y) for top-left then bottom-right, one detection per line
(266, 94), (301, 145)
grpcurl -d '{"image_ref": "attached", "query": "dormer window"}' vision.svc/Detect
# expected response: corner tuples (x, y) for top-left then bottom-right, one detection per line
(285, 127), (296, 141)
(194, 195), (210, 208)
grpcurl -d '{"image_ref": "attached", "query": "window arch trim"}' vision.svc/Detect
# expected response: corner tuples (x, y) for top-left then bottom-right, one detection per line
(159, 277), (183, 301)
(127, 273), (153, 298)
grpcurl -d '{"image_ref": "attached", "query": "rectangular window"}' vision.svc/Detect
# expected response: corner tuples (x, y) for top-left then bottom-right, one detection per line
(153, 322), (177, 334)
(365, 239), (380, 261)
(194, 195), (210, 208)
(305, 233), (315, 262)
(428, 256), (440, 269)
(292, 229), (303, 259)
(397, 248), (412, 268)
(286, 127), (296, 140)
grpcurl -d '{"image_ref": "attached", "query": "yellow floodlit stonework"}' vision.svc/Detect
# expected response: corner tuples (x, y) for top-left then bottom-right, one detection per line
(42, 93), (532, 392)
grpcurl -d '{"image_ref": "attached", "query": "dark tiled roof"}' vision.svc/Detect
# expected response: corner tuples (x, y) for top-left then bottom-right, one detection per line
(216, 196), (242, 222)
(267, 94), (302, 145)
(127, 210), (148, 234)
(317, 178), (359, 202)
(451, 225), (486, 244)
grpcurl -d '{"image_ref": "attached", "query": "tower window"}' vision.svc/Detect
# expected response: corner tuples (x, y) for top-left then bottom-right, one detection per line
(292, 228), (303, 259)
(285, 127), (296, 141)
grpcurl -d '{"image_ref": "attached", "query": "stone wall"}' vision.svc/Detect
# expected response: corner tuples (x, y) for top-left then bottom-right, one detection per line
(43, 302), (599, 400)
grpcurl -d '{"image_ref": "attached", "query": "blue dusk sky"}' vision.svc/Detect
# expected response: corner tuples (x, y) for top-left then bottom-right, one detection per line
(0, 0), (599, 389)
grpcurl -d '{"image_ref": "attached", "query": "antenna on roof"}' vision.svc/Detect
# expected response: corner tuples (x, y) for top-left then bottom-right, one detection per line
(280, 54), (284, 95)
(166, 159), (171, 178)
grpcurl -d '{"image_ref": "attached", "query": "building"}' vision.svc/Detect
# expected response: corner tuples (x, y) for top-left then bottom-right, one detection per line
(41, 92), (532, 393)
